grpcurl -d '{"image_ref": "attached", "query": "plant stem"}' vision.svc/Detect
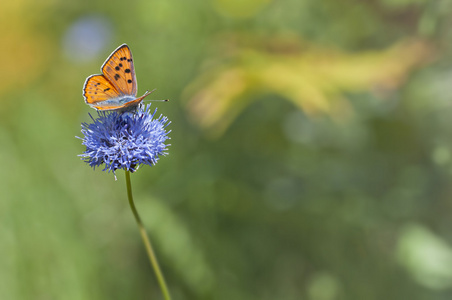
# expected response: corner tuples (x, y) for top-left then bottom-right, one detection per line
(125, 170), (172, 300)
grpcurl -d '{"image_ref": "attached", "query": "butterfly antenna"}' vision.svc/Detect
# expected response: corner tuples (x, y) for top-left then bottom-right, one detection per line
(143, 99), (169, 102)
(142, 89), (169, 102)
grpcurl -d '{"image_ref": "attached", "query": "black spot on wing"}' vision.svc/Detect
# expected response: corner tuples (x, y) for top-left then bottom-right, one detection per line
(125, 69), (131, 73)
(127, 79), (132, 83)
(114, 74), (120, 80)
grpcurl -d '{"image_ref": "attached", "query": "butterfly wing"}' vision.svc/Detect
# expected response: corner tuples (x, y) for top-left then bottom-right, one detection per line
(101, 44), (137, 97)
(83, 74), (122, 107)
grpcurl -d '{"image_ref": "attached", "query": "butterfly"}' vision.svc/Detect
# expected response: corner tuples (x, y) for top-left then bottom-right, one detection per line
(83, 43), (155, 111)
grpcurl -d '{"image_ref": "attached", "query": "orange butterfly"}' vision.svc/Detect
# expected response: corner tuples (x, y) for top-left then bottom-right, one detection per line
(83, 44), (154, 111)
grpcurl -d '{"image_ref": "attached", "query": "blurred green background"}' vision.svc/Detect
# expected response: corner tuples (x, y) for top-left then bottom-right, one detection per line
(1, 0), (452, 299)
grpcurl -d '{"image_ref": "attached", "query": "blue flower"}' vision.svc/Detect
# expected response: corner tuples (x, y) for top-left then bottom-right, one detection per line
(78, 104), (170, 174)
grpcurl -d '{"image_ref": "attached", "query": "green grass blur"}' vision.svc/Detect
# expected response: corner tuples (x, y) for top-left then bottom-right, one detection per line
(1, 0), (452, 299)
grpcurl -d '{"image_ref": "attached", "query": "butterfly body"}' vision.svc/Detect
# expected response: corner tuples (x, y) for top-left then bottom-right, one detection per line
(83, 44), (152, 111)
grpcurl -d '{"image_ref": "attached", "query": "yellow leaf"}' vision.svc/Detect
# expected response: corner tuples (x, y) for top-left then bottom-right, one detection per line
(184, 37), (433, 137)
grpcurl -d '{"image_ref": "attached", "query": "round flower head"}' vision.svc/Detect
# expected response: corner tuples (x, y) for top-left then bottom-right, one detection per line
(79, 104), (170, 174)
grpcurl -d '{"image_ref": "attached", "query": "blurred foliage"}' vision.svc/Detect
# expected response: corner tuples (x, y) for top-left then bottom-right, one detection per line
(2, 0), (452, 299)
(184, 36), (432, 136)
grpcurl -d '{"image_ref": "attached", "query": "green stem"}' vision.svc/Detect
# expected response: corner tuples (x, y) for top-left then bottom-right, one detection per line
(125, 170), (172, 300)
